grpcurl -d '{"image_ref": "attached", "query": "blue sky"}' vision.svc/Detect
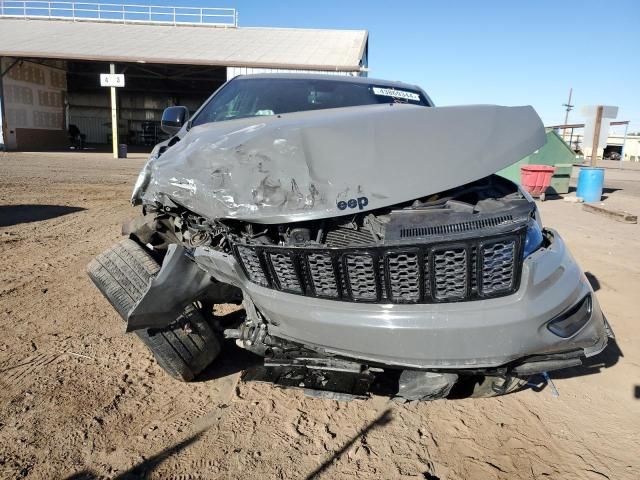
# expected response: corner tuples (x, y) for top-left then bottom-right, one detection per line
(87, 1), (640, 130)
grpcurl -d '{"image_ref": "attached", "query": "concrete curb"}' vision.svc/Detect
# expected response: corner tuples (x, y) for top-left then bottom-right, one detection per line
(582, 203), (638, 224)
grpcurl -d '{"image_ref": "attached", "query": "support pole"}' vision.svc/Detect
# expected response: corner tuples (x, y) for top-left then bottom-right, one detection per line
(590, 105), (604, 167)
(110, 63), (118, 159)
(0, 59), (6, 151)
(621, 122), (629, 161)
(562, 88), (573, 141)
(569, 127), (574, 150)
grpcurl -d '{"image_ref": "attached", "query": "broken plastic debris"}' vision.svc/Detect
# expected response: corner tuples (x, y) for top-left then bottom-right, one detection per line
(542, 372), (560, 397)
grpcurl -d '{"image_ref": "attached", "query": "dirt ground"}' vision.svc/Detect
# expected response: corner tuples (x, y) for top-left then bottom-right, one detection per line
(1, 151), (639, 480)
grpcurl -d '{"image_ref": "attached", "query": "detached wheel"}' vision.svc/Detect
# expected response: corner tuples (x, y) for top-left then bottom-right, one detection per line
(87, 239), (221, 381)
(470, 375), (527, 398)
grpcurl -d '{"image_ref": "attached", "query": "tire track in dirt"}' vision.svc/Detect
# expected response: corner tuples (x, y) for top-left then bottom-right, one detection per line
(1, 152), (639, 480)
(0, 352), (63, 398)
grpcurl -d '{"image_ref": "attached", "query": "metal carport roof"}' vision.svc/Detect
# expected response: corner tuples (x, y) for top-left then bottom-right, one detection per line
(0, 18), (368, 71)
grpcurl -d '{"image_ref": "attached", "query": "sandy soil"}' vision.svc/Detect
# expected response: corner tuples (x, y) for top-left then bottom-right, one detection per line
(1, 151), (639, 480)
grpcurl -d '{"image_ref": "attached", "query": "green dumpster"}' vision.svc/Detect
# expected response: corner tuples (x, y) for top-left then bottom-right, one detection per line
(498, 129), (581, 195)
(497, 157), (528, 185)
(548, 163), (572, 195)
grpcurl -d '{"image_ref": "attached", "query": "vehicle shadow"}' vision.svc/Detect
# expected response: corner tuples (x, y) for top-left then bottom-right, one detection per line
(64, 430), (204, 480)
(0, 204), (85, 227)
(525, 336), (623, 398)
(547, 337), (623, 381)
(195, 341), (263, 382)
(193, 308), (263, 382)
(533, 269), (621, 382)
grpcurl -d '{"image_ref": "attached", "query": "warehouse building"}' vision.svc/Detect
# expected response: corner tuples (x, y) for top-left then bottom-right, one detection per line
(0, 3), (368, 150)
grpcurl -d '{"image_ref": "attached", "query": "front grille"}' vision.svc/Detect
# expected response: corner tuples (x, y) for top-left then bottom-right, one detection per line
(236, 245), (268, 286)
(307, 253), (339, 298)
(267, 252), (302, 293)
(232, 230), (524, 304)
(345, 254), (378, 300)
(387, 252), (421, 301)
(433, 247), (468, 300)
(480, 240), (516, 295)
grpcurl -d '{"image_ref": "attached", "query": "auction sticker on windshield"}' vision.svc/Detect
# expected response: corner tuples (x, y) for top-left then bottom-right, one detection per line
(372, 87), (420, 102)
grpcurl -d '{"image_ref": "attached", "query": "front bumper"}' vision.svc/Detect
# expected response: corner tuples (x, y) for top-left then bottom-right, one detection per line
(194, 229), (608, 369)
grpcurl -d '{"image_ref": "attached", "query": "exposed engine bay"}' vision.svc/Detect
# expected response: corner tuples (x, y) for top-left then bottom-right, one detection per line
(137, 175), (534, 302)
(141, 175), (530, 253)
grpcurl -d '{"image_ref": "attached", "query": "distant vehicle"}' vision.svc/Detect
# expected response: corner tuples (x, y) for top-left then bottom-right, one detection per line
(88, 74), (612, 400)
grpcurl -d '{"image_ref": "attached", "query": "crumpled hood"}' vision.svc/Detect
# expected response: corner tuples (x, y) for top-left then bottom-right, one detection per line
(134, 103), (545, 224)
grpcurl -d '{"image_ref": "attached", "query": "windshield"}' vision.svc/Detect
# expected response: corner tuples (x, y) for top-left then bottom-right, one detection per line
(191, 77), (430, 127)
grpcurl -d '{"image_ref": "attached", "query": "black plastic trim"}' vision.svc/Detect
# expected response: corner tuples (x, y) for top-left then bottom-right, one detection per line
(231, 226), (526, 305)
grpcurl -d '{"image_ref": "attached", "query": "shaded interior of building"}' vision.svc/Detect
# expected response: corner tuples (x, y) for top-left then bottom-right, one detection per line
(1, 57), (227, 150)
(68, 61), (226, 147)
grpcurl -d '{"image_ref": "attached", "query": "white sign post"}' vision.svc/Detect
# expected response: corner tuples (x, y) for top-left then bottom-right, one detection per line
(101, 66), (125, 158)
(99, 73), (125, 88)
(581, 105), (618, 165)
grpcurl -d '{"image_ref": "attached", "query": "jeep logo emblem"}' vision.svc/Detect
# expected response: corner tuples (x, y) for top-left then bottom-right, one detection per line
(337, 196), (369, 211)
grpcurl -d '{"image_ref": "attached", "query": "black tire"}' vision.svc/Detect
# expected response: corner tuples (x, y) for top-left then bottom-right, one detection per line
(87, 239), (221, 381)
(470, 375), (527, 398)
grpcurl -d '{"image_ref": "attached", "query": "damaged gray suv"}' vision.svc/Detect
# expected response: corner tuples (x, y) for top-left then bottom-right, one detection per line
(88, 74), (612, 400)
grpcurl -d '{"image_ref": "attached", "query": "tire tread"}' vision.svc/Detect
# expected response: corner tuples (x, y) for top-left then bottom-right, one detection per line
(87, 239), (220, 381)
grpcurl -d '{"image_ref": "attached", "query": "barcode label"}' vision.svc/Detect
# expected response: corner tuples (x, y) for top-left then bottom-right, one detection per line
(372, 87), (420, 102)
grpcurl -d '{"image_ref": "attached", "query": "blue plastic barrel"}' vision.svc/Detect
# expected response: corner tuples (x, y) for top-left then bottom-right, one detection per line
(576, 167), (604, 202)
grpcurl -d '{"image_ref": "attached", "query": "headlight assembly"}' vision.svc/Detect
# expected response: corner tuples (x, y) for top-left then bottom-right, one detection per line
(523, 218), (544, 258)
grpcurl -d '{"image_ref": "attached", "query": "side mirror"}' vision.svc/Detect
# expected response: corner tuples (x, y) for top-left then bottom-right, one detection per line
(161, 106), (189, 135)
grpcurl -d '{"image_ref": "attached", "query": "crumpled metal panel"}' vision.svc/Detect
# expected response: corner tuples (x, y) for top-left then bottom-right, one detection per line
(134, 103), (545, 224)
